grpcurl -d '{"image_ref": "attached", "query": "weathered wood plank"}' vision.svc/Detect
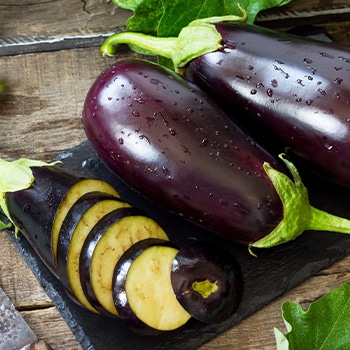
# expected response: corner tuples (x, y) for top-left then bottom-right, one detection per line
(0, 0), (131, 56)
(0, 231), (52, 308)
(21, 308), (83, 350)
(0, 47), (143, 161)
(1, 0), (349, 56)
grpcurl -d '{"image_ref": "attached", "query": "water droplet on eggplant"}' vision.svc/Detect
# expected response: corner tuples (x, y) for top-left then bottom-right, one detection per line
(139, 134), (151, 144)
(303, 58), (313, 64)
(169, 128), (177, 136)
(271, 79), (278, 87)
(200, 138), (208, 147)
(306, 99), (313, 106)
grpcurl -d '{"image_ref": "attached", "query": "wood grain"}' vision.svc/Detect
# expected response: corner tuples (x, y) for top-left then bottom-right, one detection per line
(1, 0), (350, 349)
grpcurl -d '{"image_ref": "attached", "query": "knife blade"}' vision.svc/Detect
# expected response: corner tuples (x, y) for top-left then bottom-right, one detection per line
(0, 285), (52, 350)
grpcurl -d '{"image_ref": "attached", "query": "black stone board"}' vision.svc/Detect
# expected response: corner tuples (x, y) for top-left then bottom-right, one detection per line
(4, 139), (350, 350)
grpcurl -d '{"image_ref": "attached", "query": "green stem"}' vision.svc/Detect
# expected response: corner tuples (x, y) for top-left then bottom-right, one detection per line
(100, 7), (247, 71)
(249, 154), (350, 254)
(308, 206), (350, 233)
(101, 32), (178, 59)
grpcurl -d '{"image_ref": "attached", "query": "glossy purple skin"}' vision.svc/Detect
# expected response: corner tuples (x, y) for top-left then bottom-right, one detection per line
(185, 22), (350, 188)
(112, 238), (172, 336)
(171, 241), (243, 324)
(5, 166), (84, 277)
(82, 59), (284, 245)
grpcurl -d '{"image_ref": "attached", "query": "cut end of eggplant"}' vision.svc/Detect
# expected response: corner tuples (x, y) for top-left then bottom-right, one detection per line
(171, 241), (243, 324)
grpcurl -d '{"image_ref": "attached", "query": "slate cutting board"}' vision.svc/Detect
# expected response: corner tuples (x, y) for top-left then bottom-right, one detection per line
(4, 139), (350, 349)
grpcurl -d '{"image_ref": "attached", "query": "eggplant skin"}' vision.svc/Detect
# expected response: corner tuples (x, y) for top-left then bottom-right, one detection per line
(5, 166), (84, 276)
(185, 22), (350, 188)
(82, 58), (285, 245)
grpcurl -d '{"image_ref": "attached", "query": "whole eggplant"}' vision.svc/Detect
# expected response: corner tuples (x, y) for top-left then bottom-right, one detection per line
(82, 58), (284, 246)
(82, 58), (350, 248)
(101, 19), (350, 188)
(185, 22), (350, 188)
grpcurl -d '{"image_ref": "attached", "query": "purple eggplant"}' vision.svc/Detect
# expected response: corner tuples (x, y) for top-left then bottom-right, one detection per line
(5, 165), (85, 276)
(82, 58), (284, 246)
(185, 22), (350, 188)
(82, 58), (350, 250)
(101, 18), (350, 188)
(171, 241), (243, 324)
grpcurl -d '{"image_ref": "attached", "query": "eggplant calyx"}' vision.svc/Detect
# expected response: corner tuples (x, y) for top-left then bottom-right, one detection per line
(100, 5), (247, 72)
(249, 154), (350, 255)
(0, 158), (60, 234)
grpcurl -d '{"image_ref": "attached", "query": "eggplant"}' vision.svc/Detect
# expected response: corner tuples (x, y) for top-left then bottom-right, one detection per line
(60, 193), (130, 313)
(52, 176), (120, 266)
(171, 241), (243, 324)
(101, 19), (350, 188)
(0, 158), (244, 331)
(185, 22), (350, 188)
(82, 58), (350, 249)
(79, 206), (169, 316)
(82, 58), (284, 246)
(5, 165), (87, 276)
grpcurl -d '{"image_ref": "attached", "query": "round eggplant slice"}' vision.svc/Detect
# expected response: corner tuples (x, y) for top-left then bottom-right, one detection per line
(126, 245), (191, 331)
(57, 192), (125, 291)
(112, 238), (174, 335)
(64, 196), (131, 313)
(52, 178), (120, 266)
(170, 241), (243, 324)
(79, 207), (143, 315)
(85, 211), (169, 316)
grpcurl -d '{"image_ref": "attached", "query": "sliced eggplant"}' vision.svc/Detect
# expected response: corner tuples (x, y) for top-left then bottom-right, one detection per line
(125, 245), (191, 331)
(79, 207), (145, 314)
(52, 178), (120, 266)
(67, 200), (132, 314)
(171, 241), (243, 324)
(112, 238), (174, 335)
(81, 209), (169, 316)
(56, 193), (130, 312)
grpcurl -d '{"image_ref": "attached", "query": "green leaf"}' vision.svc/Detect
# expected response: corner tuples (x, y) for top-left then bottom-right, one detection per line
(0, 158), (59, 233)
(112, 0), (293, 36)
(106, 0), (292, 69)
(113, 0), (163, 35)
(275, 282), (350, 349)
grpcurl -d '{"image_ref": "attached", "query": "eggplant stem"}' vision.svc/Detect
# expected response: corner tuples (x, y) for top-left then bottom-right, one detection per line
(249, 154), (350, 255)
(101, 32), (177, 59)
(308, 206), (350, 234)
(100, 6), (247, 71)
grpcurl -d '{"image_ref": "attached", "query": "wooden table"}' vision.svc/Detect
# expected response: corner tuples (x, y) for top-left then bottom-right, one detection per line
(0, 1), (349, 349)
